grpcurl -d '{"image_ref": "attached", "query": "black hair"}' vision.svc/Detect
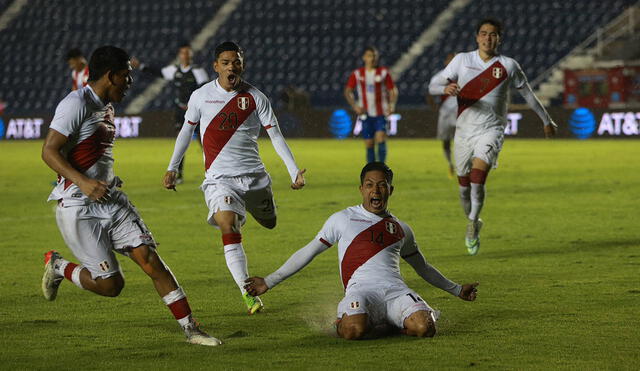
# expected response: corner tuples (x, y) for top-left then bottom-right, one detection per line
(66, 48), (84, 61)
(214, 41), (243, 60)
(363, 46), (378, 55)
(476, 18), (503, 36)
(360, 162), (393, 185)
(178, 41), (191, 49)
(88, 45), (130, 82)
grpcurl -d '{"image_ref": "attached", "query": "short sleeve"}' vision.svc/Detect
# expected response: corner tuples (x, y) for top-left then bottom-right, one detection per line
(161, 65), (177, 81)
(510, 59), (528, 89)
(184, 90), (201, 124)
(384, 69), (395, 90)
(345, 71), (357, 89)
(315, 212), (344, 247)
(49, 94), (86, 137)
(254, 90), (278, 129)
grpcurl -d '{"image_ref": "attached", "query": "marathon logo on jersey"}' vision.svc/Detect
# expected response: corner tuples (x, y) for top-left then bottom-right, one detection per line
(492, 67), (504, 79)
(237, 97), (249, 110)
(385, 221), (397, 235)
(224, 196), (233, 205)
(350, 301), (360, 309)
(99, 260), (110, 272)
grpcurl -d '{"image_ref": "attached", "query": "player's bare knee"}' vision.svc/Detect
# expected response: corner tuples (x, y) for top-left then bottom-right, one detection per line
(410, 320), (436, 338)
(97, 276), (124, 297)
(339, 322), (367, 340)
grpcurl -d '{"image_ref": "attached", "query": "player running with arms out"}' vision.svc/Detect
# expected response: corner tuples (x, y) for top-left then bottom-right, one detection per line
(41, 46), (221, 346)
(344, 46), (398, 164)
(245, 162), (478, 340)
(163, 41), (306, 315)
(427, 53), (458, 178)
(428, 18), (557, 255)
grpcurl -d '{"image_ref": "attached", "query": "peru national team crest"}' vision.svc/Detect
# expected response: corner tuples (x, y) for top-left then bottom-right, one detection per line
(492, 67), (503, 79)
(99, 260), (110, 272)
(237, 96), (249, 110)
(385, 221), (397, 235)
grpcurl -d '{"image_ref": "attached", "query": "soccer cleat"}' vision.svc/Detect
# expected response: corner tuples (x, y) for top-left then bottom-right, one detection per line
(242, 292), (264, 315)
(183, 322), (222, 346)
(465, 219), (483, 255)
(42, 250), (64, 301)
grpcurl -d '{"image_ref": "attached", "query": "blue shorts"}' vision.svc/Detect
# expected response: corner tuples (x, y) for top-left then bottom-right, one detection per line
(361, 116), (387, 139)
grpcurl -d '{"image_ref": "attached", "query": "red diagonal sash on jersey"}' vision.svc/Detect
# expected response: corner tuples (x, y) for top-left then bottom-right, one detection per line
(340, 218), (405, 289)
(64, 122), (115, 189)
(457, 61), (507, 116)
(202, 93), (256, 170)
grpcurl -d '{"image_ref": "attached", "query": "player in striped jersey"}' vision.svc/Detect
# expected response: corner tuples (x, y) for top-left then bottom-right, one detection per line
(344, 47), (398, 164)
(428, 19), (557, 255)
(163, 41), (306, 315)
(245, 162), (478, 339)
(66, 48), (89, 91)
(41, 46), (221, 346)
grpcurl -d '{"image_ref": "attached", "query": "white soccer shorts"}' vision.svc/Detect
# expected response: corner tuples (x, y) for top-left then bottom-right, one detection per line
(337, 283), (433, 329)
(454, 129), (504, 176)
(201, 172), (276, 228)
(436, 113), (456, 141)
(55, 190), (156, 279)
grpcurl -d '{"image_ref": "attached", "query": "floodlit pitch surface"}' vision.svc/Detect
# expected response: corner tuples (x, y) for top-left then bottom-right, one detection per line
(0, 138), (638, 369)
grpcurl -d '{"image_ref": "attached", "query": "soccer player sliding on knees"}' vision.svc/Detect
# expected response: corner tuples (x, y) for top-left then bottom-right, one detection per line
(245, 162), (478, 340)
(428, 18), (557, 255)
(163, 42), (305, 315)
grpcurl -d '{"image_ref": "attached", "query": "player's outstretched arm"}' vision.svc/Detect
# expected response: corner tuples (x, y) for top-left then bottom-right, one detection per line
(42, 129), (110, 202)
(517, 83), (557, 138)
(164, 121), (197, 190)
(265, 124), (305, 188)
(244, 239), (330, 294)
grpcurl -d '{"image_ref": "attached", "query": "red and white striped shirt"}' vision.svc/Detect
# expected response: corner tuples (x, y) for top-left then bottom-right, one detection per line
(71, 66), (89, 91)
(346, 67), (395, 117)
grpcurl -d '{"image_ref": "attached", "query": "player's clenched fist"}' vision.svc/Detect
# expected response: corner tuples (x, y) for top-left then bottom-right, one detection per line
(79, 179), (110, 202)
(544, 121), (557, 138)
(458, 282), (479, 301)
(444, 82), (460, 96)
(163, 171), (178, 190)
(244, 277), (268, 296)
(291, 168), (306, 190)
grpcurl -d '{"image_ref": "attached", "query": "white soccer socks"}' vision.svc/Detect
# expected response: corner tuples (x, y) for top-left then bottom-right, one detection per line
(55, 259), (85, 289)
(457, 176), (471, 217)
(468, 168), (488, 221)
(162, 287), (193, 327)
(222, 233), (249, 293)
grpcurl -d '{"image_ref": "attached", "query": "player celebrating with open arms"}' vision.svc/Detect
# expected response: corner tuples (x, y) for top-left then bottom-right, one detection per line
(163, 41), (306, 315)
(428, 18), (557, 255)
(41, 46), (221, 346)
(245, 162), (478, 340)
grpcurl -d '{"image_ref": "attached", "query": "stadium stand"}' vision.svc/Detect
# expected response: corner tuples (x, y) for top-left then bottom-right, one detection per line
(0, 0), (636, 114)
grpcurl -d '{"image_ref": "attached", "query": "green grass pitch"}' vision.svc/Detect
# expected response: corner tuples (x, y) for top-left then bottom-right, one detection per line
(0, 138), (638, 369)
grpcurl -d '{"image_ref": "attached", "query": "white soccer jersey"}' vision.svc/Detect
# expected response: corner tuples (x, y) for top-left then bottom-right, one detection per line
(71, 66), (89, 91)
(316, 205), (415, 290)
(47, 85), (116, 206)
(184, 79), (296, 180)
(346, 67), (395, 117)
(431, 50), (527, 138)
